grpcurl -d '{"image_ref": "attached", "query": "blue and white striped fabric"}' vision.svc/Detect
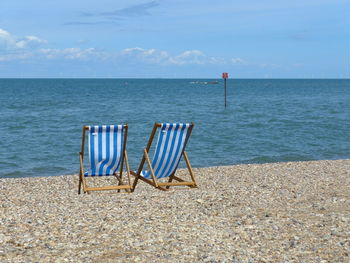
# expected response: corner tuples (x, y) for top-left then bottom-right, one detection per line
(141, 123), (191, 179)
(84, 125), (124, 177)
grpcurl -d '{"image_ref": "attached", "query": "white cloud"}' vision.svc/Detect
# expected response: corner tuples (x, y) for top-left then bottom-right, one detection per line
(39, 48), (107, 60)
(168, 50), (205, 65)
(119, 47), (244, 66)
(208, 56), (226, 64)
(0, 29), (17, 50)
(120, 47), (170, 64)
(0, 52), (33, 62)
(16, 36), (48, 49)
(0, 30), (247, 66)
(0, 28), (47, 50)
(231, 58), (246, 64)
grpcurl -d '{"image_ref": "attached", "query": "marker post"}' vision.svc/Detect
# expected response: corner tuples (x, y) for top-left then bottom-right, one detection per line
(222, 72), (228, 107)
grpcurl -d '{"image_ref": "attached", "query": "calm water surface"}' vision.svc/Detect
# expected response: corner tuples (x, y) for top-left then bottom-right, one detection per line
(0, 79), (349, 178)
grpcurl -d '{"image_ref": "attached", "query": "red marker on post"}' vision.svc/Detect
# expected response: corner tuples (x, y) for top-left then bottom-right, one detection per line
(222, 72), (229, 107)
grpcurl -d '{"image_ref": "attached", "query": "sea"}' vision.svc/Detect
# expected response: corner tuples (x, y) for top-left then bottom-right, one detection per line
(0, 79), (349, 178)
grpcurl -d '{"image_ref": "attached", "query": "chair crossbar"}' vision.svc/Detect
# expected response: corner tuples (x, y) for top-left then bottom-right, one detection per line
(157, 181), (196, 187)
(85, 185), (131, 192)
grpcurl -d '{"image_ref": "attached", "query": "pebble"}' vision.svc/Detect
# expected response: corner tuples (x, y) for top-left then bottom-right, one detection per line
(1, 159), (350, 262)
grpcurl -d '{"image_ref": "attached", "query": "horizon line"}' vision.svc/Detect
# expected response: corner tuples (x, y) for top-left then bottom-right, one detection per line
(0, 77), (349, 80)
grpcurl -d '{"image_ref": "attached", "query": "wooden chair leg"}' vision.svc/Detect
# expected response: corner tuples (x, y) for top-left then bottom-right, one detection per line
(79, 151), (85, 194)
(183, 151), (197, 187)
(132, 175), (139, 192)
(124, 151), (132, 190)
(114, 174), (121, 193)
(166, 175), (174, 189)
(132, 149), (156, 191)
(82, 176), (90, 194)
(78, 176), (82, 194)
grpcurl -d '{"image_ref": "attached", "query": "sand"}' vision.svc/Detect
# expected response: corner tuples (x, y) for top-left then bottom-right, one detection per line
(1, 159), (349, 262)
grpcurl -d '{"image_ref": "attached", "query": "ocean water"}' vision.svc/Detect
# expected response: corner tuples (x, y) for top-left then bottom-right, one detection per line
(0, 79), (349, 178)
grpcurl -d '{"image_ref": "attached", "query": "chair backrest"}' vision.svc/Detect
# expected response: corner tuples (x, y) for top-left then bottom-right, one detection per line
(84, 125), (125, 176)
(150, 123), (192, 179)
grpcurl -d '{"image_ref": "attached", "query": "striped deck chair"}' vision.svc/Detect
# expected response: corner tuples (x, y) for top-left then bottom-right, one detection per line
(131, 123), (197, 191)
(78, 124), (132, 194)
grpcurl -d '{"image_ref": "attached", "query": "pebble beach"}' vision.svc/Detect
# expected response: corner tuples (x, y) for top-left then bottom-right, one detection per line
(1, 159), (350, 262)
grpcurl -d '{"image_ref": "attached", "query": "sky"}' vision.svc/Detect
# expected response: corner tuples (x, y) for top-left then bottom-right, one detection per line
(0, 0), (349, 78)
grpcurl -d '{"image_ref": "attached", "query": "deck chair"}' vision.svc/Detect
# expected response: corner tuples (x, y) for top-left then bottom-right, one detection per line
(78, 124), (132, 194)
(131, 123), (197, 191)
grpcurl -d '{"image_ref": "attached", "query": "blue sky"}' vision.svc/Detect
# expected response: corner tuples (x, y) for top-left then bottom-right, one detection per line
(0, 0), (349, 78)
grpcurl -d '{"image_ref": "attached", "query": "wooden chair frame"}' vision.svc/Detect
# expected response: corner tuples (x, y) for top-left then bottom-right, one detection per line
(131, 123), (197, 191)
(78, 124), (132, 194)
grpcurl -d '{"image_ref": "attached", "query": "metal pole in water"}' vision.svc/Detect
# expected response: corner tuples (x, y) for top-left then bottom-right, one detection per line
(224, 78), (227, 108)
(222, 72), (228, 108)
